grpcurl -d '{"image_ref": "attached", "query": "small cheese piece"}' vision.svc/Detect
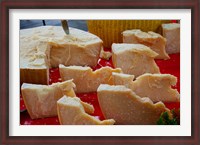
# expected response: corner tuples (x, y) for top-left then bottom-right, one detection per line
(112, 43), (160, 77)
(97, 84), (171, 125)
(123, 29), (169, 59)
(162, 23), (180, 54)
(21, 80), (94, 119)
(57, 96), (115, 125)
(20, 26), (103, 85)
(59, 65), (122, 93)
(112, 73), (180, 102)
(100, 47), (112, 60)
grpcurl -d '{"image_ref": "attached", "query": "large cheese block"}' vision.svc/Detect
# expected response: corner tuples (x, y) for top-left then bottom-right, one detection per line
(162, 23), (180, 54)
(112, 43), (160, 77)
(112, 73), (180, 102)
(122, 29), (169, 59)
(21, 80), (94, 119)
(97, 84), (171, 125)
(59, 65), (122, 93)
(20, 26), (103, 85)
(57, 96), (115, 125)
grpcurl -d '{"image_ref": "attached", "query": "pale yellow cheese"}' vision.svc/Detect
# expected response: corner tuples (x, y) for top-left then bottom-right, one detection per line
(162, 23), (180, 54)
(59, 65), (122, 93)
(21, 80), (94, 119)
(20, 26), (103, 85)
(97, 84), (171, 125)
(100, 47), (112, 60)
(112, 73), (180, 102)
(57, 96), (115, 125)
(123, 29), (169, 59)
(112, 43), (160, 77)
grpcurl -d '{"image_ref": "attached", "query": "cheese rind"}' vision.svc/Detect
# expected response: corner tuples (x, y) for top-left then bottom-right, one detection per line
(97, 84), (171, 125)
(123, 29), (169, 59)
(21, 80), (94, 119)
(162, 23), (180, 54)
(112, 73), (180, 102)
(57, 96), (115, 125)
(20, 26), (102, 85)
(59, 65), (122, 93)
(112, 43), (160, 77)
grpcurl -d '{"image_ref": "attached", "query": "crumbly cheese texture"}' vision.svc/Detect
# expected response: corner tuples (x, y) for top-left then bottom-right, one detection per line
(59, 65), (122, 93)
(123, 29), (169, 59)
(112, 43), (160, 77)
(97, 84), (171, 125)
(57, 96), (115, 125)
(20, 26), (102, 84)
(112, 73), (180, 102)
(162, 23), (180, 54)
(21, 80), (94, 119)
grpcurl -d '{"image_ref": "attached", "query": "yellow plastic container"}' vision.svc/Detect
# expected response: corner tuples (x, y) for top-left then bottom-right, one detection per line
(87, 20), (171, 48)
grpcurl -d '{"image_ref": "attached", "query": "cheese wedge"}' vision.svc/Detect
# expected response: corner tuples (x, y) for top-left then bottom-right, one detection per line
(97, 84), (171, 125)
(162, 23), (180, 54)
(112, 73), (180, 102)
(112, 43), (160, 77)
(21, 80), (94, 119)
(20, 26), (103, 85)
(59, 65), (122, 93)
(57, 96), (115, 125)
(123, 29), (169, 59)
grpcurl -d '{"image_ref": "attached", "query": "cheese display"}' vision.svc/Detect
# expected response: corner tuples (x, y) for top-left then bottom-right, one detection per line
(97, 84), (171, 125)
(122, 29), (169, 59)
(112, 73), (180, 102)
(112, 43), (160, 77)
(21, 80), (94, 119)
(59, 65), (122, 93)
(20, 26), (103, 85)
(57, 96), (115, 125)
(162, 23), (180, 54)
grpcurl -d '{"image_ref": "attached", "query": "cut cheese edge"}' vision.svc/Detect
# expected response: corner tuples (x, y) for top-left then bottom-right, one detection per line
(97, 84), (171, 125)
(112, 73), (180, 102)
(21, 80), (94, 119)
(162, 23), (180, 54)
(112, 43), (160, 77)
(57, 96), (115, 125)
(59, 65), (122, 93)
(123, 29), (169, 59)
(20, 26), (102, 85)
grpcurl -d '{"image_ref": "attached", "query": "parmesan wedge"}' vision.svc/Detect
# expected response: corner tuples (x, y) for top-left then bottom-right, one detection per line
(112, 73), (180, 102)
(97, 84), (171, 125)
(57, 96), (115, 125)
(112, 43), (160, 77)
(162, 23), (180, 54)
(21, 80), (94, 119)
(20, 26), (102, 85)
(59, 65), (122, 93)
(123, 29), (169, 59)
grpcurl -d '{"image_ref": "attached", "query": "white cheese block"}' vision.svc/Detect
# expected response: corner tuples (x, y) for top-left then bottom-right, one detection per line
(112, 43), (160, 77)
(21, 80), (94, 119)
(97, 84), (171, 125)
(20, 26), (103, 85)
(59, 65), (122, 93)
(57, 96), (115, 125)
(123, 29), (169, 59)
(112, 73), (180, 102)
(162, 23), (180, 54)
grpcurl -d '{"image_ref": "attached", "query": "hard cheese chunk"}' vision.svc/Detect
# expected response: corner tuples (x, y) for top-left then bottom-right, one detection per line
(59, 65), (122, 93)
(97, 84), (170, 125)
(112, 73), (180, 102)
(162, 23), (180, 54)
(112, 43), (160, 77)
(21, 80), (94, 119)
(57, 96), (115, 125)
(20, 26), (102, 85)
(123, 29), (169, 59)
